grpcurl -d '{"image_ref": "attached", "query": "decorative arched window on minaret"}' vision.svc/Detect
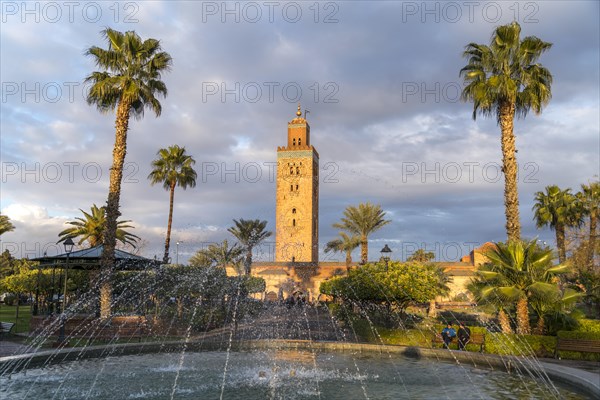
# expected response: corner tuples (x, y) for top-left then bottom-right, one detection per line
(276, 103), (319, 263)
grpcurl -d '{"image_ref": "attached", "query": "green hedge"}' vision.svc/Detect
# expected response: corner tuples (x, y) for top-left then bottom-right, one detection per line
(485, 333), (556, 358)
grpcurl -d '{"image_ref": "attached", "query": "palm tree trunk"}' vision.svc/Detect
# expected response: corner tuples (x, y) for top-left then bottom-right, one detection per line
(556, 222), (566, 263)
(516, 297), (530, 334)
(533, 316), (545, 335)
(100, 99), (132, 319)
(163, 182), (176, 264)
(245, 249), (252, 275)
(499, 101), (521, 243)
(360, 236), (368, 264)
(427, 299), (437, 318)
(345, 251), (352, 271)
(588, 212), (597, 265)
(498, 309), (513, 334)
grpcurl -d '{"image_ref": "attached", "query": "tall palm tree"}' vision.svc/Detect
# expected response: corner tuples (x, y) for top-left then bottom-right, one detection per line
(0, 214), (15, 236)
(333, 202), (391, 264)
(324, 232), (360, 270)
(58, 204), (140, 248)
(85, 28), (172, 318)
(460, 21), (553, 243)
(471, 239), (569, 334)
(578, 181), (600, 264)
(228, 219), (272, 275)
(533, 185), (581, 263)
(148, 145), (197, 264)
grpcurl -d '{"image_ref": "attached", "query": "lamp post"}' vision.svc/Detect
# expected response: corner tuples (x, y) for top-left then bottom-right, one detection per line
(176, 241), (183, 265)
(380, 244), (392, 270)
(57, 237), (74, 344)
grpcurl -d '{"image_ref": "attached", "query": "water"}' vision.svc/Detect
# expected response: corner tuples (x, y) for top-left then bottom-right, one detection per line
(1, 350), (587, 399)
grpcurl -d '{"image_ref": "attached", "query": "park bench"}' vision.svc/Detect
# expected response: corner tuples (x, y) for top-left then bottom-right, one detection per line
(554, 338), (600, 359)
(432, 332), (486, 352)
(0, 321), (16, 339)
(67, 316), (149, 344)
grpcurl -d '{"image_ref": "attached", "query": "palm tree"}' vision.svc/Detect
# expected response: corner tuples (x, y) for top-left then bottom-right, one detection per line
(0, 214), (15, 236)
(58, 204), (140, 248)
(192, 240), (244, 272)
(578, 181), (600, 264)
(85, 28), (172, 318)
(148, 145), (197, 264)
(228, 219), (272, 275)
(407, 249), (435, 263)
(333, 202), (391, 264)
(460, 21), (553, 243)
(471, 240), (569, 334)
(324, 232), (360, 270)
(533, 185), (581, 263)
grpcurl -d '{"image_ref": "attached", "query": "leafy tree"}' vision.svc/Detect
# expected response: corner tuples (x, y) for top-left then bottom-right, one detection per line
(469, 240), (569, 334)
(0, 250), (17, 280)
(148, 145), (197, 264)
(533, 185), (581, 263)
(0, 214), (15, 236)
(228, 219), (272, 275)
(460, 21), (553, 242)
(407, 249), (435, 263)
(324, 232), (360, 270)
(332, 202), (391, 264)
(320, 261), (445, 317)
(85, 28), (172, 318)
(58, 204), (140, 248)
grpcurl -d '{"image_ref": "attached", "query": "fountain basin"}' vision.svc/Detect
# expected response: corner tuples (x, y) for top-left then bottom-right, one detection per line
(1, 340), (596, 399)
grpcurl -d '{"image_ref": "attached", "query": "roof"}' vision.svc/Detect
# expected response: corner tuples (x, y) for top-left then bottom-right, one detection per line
(32, 245), (161, 271)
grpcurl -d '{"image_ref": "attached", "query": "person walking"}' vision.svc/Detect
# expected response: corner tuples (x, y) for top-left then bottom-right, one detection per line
(457, 322), (471, 351)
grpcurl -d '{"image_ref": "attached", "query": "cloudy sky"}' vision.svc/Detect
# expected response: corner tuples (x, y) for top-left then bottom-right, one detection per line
(1, 1), (598, 264)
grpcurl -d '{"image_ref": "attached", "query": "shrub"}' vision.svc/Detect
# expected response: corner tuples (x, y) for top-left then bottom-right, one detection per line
(3, 294), (16, 306)
(573, 319), (600, 334)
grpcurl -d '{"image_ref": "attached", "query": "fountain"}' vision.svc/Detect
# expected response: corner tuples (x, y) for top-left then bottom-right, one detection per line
(0, 293), (596, 399)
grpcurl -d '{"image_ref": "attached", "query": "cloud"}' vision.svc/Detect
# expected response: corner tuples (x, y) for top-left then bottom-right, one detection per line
(1, 1), (597, 263)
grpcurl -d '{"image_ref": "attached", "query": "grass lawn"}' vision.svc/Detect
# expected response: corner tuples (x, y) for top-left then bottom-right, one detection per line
(0, 304), (31, 334)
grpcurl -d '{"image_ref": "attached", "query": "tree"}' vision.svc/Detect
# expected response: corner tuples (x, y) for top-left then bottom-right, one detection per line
(577, 181), (600, 264)
(85, 28), (172, 318)
(57, 204), (140, 248)
(533, 185), (580, 263)
(407, 249), (435, 263)
(460, 21), (553, 243)
(333, 202), (391, 264)
(470, 240), (569, 334)
(227, 219), (272, 275)
(148, 145), (197, 264)
(320, 261), (446, 318)
(324, 232), (360, 270)
(0, 214), (15, 236)
(191, 240), (244, 271)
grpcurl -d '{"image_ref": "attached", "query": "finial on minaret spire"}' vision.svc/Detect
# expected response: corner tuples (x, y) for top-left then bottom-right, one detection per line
(296, 103), (302, 117)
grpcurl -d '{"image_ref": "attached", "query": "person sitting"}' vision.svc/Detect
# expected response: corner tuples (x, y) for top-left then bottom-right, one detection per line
(441, 323), (456, 348)
(457, 322), (471, 351)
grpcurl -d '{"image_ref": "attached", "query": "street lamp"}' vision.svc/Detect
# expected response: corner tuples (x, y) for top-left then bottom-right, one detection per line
(380, 244), (392, 270)
(176, 241), (183, 265)
(57, 237), (74, 344)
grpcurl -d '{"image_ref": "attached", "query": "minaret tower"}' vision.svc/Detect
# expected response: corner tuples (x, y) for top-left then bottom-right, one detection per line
(275, 104), (319, 263)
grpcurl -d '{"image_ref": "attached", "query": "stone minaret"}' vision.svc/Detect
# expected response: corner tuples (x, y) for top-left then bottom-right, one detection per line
(275, 104), (319, 263)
